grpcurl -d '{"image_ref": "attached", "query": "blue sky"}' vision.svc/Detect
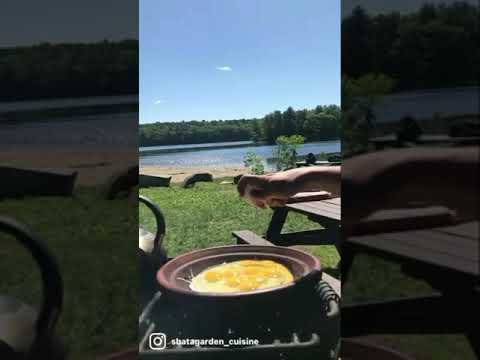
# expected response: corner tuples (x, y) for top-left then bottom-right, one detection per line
(140, 0), (340, 123)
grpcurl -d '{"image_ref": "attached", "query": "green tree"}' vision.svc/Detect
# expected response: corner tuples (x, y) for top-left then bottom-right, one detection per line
(273, 135), (305, 171)
(342, 6), (374, 78)
(263, 113), (276, 144)
(282, 106), (297, 135)
(243, 151), (265, 175)
(342, 3), (479, 90)
(272, 110), (284, 139)
(139, 104), (340, 146)
(295, 109), (308, 134)
(342, 73), (395, 155)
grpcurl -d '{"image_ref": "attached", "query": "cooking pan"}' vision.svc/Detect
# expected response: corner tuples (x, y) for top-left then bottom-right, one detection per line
(156, 245), (325, 333)
(157, 245), (322, 303)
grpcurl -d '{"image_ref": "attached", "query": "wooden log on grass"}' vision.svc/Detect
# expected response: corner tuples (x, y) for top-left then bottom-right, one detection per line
(233, 174), (244, 184)
(139, 174), (172, 188)
(181, 173), (213, 188)
(105, 165), (139, 199)
(0, 166), (77, 198)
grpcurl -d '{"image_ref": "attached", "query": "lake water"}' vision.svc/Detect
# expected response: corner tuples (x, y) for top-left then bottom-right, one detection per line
(139, 140), (340, 168)
(1, 95), (138, 146)
(0, 112), (137, 146)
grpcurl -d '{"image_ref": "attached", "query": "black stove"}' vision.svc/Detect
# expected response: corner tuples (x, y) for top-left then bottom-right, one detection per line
(139, 281), (340, 360)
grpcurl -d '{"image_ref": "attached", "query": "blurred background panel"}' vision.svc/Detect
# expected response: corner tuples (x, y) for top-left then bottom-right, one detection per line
(0, 1), (138, 359)
(341, 0), (479, 359)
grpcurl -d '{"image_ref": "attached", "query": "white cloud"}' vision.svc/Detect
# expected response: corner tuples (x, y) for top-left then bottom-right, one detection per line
(154, 99), (167, 104)
(216, 66), (232, 71)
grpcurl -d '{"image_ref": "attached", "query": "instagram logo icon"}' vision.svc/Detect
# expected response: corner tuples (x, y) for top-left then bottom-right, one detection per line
(149, 333), (167, 350)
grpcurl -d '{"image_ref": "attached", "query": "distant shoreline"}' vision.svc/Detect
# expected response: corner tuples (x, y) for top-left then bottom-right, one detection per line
(139, 140), (255, 155)
(139, 140), (341, 169)
(140, 139), (340, 156)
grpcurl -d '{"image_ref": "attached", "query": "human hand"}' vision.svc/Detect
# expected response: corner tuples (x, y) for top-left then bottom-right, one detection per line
(237, 173), (296, 209)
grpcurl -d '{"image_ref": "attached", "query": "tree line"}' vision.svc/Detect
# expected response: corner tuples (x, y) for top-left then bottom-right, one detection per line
(0, 40), (138, 101)
(341, 2), (479, 156)
(342, 2), (479, 91)
(140, 105), (340, 146)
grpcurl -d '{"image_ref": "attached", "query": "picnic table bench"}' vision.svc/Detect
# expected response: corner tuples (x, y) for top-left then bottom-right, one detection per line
(296, 160), (341, 167)
(369, 134), (480, 150)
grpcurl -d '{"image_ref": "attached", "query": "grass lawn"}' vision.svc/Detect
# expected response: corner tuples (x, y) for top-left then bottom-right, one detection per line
(343, 254), (475, 359)
(1, 179), (474, 359)
(0, 189), (137, 360)
(139, 181), (340, 269)
(141, 180), (475, 360)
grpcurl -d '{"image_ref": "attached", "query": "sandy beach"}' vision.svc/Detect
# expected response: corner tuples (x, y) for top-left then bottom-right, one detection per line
(140, 165), (248, 183)
(1, 145), (248, 186)
(1, 145), (137, 187)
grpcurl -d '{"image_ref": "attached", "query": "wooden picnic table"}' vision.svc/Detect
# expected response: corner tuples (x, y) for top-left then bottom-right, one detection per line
(266, 196), (341, 250)
(347, 221), (478, 278)
(369, 134), (480, 150)
(344, 207), (479, 282)
(296, 160), (341, 167)
(233, 193), (341, 252)
(232, 192), (342, 296)
(232, 191), (341, 255)
(343, 207), (479, 357)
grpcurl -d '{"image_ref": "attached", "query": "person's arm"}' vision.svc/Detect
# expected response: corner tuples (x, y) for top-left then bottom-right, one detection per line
(237, 166), (340, 209)
(292, 166), (341, 196)
(342, 146), (479, 226)
(238, 147), (478, 226)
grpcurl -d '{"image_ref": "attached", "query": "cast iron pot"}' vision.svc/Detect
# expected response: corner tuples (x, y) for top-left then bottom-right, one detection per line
(156, 245), (323, 309)
(155, 245), (337, 339)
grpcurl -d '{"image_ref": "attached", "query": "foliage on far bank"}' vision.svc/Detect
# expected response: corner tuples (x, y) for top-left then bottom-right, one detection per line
(140, 104), (340, 147)
(342, 73), (395, 156)
(0, 40), (138, 101)
(342, 2), (479, 158)
(243, 151), (265, 175)
(273, 135), (305, 171)
(342, 2), (479, 91)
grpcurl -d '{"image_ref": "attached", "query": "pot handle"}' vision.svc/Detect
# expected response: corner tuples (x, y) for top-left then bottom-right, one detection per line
(139, 195), (166, 251)
(0, 217), (63, 355)
(316, 281), (340, 319)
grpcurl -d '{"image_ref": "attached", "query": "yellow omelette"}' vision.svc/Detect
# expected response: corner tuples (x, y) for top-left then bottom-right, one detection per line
(190, 259), (294, 293)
